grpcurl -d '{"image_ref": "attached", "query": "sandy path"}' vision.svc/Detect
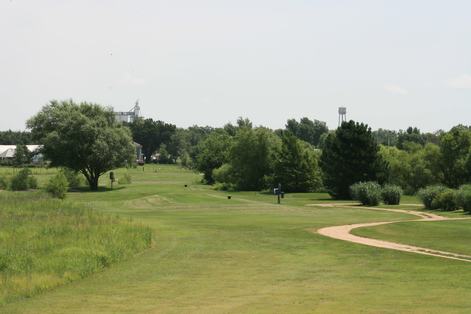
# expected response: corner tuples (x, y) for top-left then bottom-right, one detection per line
(315, 205), (471, 262)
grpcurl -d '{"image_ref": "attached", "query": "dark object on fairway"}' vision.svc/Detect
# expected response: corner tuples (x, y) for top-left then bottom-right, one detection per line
(184, 184), (188, 187)
(109, 171), (115, 190)
(274, 183), (283, 204)
(227, 196), (232, 199)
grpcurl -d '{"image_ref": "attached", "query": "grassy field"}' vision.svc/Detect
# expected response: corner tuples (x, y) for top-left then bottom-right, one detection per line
(0, 191), (152, 306)
(2, 165), (471, 313)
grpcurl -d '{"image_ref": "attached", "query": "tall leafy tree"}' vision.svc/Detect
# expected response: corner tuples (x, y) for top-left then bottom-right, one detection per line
(320, 120), (385, 199)
(195, 131), (232, 183)
(127, 118), (176, 162)
(273, 132), (322, 192)
(285, 117), (328, 147)
(229, 126), (280, 190)
(397, 127), (426, 149)
(380, 144), (441, 194)
(27, 100), (135, 190)
(0, 130), (33, 145)
(439, 125), (471, 188)
(13, 144), (30, 166)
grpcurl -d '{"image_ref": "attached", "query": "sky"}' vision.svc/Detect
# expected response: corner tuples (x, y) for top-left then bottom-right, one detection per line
(1, 0), (470, 132)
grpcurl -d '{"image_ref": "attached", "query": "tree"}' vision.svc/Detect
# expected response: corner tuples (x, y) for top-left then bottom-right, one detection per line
(195, 131), (232, 183)
(272, 132), (322, 192)
(228, 126), (280, 190)
(397, 127), (425, 149)
(157, 144), (171, 164)
(27, 100), (135, 190)
(380, 144), (441, 194)
(13, 144), (30, 166)
(439, 125), (471, 188)
(320, 120), (385, 199)
(285, 117), (328, 147)
(373, 128), (398, 146)
(127, 118), (176, 162)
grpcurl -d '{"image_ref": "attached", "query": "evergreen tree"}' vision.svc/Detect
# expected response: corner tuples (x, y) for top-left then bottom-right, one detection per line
(320, 120), (385, 199)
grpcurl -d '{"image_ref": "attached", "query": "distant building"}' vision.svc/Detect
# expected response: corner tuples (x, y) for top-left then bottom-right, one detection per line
(0, 145), (43, 162)
(114, 101), (140, 123)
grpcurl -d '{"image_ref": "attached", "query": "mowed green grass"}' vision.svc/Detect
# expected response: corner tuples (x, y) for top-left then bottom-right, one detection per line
(353, 219), (471, 256)
(2, 165), (471, 313)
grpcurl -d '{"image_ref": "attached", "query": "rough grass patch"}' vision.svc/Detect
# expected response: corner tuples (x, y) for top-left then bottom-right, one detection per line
(0, 192), (152, 305)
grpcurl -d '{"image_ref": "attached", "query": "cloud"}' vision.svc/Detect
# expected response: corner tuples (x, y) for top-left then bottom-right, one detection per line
(447, 74), (471, 89)
(384, 84), (408, 95)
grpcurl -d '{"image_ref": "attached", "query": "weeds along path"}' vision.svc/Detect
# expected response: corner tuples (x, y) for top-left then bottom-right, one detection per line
(314, 205), (471, 263)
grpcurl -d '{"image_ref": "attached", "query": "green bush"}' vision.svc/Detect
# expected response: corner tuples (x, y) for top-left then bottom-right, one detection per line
(46, 172), (69, 199)
(381, 184), (403, 205)
(214, 182), (237, 192)
(457, 185), (471, 212)
(0, 176), (7, 190)
(10, 168), (35, 191)
(61, 168), (83, 189)
(212, 164), (234, 184)
(431, 189), (458, 211)
(350, 181), (382, 206)
(417, 185), (447, 209)
(119, 173), (132, 185)
(27, 176), (38, 189)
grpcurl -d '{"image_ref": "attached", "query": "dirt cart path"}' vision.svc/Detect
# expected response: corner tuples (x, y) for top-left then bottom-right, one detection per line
(315, 205), (471, 263)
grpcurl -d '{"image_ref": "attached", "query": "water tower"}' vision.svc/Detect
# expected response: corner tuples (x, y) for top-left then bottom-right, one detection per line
(338, 107), (347, 127)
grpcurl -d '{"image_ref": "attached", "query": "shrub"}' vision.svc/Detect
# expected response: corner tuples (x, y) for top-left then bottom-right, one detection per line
(61, 168), (83, 189)
(0, 176), (7, 190)
(381, 184), (403, 205)
(10, 168), (34, 191)
(457, 185), (471, 212)
(350, 181), (382, 206)
(119, 173), (132, 185)
(28, 176), (38, 189)
(417, 185), (447, 209)
(214, 182), (237, 192)
(212, 164), (234, 185)
(431, 189), (458, 211)
(46, 172), (69, 199)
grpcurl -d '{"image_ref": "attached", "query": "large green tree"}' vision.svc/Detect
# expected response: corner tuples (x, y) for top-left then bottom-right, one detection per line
(380, 144), (441, 194)
(127, 118), (176, 162)
(0, 130), (33, 145)
(195, 131), (232, 183)
(228, 126), (280, 190)
(320, 120), (385, 199)
(272, 132), (322, 192)
(27, 100), (135, 190)
(439, 125), (471, 188)
(285, 117), (328, 147)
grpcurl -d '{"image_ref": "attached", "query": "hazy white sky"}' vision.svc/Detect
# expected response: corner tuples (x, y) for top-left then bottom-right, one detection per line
(1, 0), (470, 131)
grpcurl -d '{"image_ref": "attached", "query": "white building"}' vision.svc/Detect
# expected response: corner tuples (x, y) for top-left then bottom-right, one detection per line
(114, 101), (140, 123)
(0, 145), (42, 159)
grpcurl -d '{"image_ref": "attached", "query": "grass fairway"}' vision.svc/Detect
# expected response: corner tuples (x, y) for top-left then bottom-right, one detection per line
(2, 165), (471, 313)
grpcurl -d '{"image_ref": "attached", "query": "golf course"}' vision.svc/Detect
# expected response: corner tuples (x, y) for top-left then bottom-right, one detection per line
(2, 164), (471, 313)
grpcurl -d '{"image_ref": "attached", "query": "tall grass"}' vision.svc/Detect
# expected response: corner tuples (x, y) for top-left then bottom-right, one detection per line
(0, 191), (152, 305)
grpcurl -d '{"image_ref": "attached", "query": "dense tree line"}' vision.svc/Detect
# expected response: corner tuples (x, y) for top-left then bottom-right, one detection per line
(7, 100), (471, 197)
(0, 130), (33, 144)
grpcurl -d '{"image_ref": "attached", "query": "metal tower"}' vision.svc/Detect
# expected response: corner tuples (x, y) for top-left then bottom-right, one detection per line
(338, 107), (347, 127)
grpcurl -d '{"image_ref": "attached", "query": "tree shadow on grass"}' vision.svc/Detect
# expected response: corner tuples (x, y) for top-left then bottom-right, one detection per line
(69, 186), (126, 193)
